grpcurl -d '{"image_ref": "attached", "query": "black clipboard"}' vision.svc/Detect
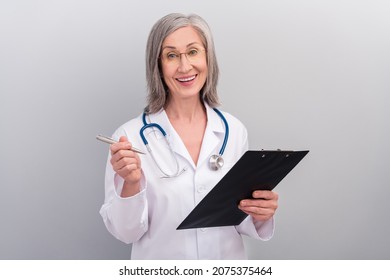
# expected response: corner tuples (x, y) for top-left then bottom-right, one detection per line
(177, 150), (309, 230)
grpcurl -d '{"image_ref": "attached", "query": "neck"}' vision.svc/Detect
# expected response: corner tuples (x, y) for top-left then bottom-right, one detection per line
(165, 96), (206, 123)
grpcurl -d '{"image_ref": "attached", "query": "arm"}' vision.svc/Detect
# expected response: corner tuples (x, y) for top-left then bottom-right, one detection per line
(99, 136), (148, 244)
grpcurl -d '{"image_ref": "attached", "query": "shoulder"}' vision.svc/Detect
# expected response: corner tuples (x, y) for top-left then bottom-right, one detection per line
(215, 108), (248, 151)
(111, 112), (144, 142)
(213, 108), (249, 159)
(217, 109), (247, 134)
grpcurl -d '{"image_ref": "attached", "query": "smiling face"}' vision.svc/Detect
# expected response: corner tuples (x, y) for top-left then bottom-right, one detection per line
(160, 26), (208, 103)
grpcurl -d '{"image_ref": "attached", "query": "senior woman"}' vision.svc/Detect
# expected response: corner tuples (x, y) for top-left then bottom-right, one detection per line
(100, 13), (278, 259)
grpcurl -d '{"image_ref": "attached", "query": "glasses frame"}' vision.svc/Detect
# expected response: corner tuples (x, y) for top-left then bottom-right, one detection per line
(160, 48), (206, 65)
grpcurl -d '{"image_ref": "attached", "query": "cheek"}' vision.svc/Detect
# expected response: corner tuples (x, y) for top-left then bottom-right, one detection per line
(160, 65), (168, 78)
(199, 66), (208, 82)
(199, 62), (208, 76)
(160, 67), (173, 85)
(163, 63), (178, 75)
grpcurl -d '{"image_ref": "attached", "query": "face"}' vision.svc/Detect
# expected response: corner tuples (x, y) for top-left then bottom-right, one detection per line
(160, 26), (208, 103)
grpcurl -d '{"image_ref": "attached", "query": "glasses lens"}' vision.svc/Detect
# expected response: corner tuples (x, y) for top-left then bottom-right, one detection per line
(162, 48), (204, 64)
(186, 49), (200, 63)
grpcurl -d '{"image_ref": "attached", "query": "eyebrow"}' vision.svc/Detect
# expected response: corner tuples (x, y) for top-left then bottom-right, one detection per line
(162, 42), (202, 51)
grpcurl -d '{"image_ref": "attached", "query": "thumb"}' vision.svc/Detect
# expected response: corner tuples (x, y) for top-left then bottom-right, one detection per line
(119, 136), (128, 143)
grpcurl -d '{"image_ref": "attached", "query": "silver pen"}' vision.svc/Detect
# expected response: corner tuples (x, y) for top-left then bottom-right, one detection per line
(96, 134), (146, 155)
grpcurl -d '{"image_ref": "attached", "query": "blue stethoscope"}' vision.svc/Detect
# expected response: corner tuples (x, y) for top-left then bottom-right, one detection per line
(140, 108), (229, 178)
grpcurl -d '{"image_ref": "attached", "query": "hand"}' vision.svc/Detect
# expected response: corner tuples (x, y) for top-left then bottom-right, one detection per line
(238, 190), (278, 222)
(110, 136), (142, 196)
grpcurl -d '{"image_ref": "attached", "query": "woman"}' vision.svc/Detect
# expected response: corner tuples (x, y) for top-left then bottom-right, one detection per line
(100, 13), (278, 259)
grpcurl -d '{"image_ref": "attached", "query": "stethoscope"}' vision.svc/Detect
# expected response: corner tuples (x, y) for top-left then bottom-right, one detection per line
(139, 108), (229, 178)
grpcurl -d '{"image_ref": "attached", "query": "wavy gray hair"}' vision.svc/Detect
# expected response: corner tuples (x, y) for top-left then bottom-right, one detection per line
(145, 13), (220, 113)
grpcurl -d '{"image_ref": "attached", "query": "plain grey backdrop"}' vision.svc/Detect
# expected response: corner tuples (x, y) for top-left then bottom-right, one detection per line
(1, 0), (389, 259)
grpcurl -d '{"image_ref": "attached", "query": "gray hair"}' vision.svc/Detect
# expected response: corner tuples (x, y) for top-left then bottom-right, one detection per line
(145, 13), (220, 113)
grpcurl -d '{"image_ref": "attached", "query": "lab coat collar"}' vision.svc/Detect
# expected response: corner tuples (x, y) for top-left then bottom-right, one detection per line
(145, 103), (225, 170)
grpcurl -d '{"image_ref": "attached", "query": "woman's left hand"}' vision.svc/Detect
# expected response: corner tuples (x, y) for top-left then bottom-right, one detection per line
(238, 190), (279, 222)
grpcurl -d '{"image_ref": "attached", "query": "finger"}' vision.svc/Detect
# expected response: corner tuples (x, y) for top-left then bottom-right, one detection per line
(239, 199), (270, 208)
(252, 190), (278, 200)
(239, 204), (274, 214)
(112, 156), (139, 172)
(246, 212), (273, 222)
(119, 136), (128, 143)
(133, 150), (141, 165)
(117, 163), (141, 182)
(239, 206), (275, 219)
(239, 199), (278, 211)
(110, 141), (132, 155)
(110, 136), (138, 155)
(110, 149), (135, 165)
(117, 162), (139, 175)
(118, 136), (139, 153)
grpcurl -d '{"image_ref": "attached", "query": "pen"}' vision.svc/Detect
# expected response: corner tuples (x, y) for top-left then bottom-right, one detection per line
(96, 134), (146, 155)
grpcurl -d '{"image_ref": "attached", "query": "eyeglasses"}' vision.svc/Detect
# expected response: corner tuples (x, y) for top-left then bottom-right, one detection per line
(161, 48), (206, 65)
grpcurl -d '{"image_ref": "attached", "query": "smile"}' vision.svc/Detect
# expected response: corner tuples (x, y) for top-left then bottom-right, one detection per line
(176, 75), (196, 82)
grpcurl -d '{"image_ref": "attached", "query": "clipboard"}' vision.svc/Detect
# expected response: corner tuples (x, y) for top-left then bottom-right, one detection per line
(177, 150), (309, 230)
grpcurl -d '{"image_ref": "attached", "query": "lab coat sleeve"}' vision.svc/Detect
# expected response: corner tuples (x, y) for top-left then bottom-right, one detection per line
(236, 216), (275, 241)
(99, 137), (148, 244)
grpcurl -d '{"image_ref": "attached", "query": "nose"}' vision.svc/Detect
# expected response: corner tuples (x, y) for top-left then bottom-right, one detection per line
(177, 53), (193, 72)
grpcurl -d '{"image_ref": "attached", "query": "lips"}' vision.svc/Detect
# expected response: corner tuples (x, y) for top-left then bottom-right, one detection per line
(176, 75), (196, 83)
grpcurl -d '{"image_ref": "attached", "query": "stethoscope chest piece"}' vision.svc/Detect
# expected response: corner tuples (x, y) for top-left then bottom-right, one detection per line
(209, 154), (224, 170)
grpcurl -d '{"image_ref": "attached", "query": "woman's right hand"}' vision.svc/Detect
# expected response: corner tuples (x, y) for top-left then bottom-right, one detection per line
(110, 136), (142, 197)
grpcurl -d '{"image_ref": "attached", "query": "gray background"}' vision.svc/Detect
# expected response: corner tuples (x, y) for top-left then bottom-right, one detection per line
(1, 0), (389, 259)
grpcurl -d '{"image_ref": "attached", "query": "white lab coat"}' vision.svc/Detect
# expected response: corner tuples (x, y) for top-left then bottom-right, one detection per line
(100, 104), (274, 259)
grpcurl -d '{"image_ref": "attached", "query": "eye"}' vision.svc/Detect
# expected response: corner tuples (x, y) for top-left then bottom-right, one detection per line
(187, 49), (199, 57)
(166, 52), (179, 60)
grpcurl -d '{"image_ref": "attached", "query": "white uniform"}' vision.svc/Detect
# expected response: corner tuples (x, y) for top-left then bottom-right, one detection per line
(100, 104), (274, 259)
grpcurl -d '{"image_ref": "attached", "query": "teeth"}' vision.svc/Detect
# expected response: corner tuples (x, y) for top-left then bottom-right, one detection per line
(177, 75), (196, 82)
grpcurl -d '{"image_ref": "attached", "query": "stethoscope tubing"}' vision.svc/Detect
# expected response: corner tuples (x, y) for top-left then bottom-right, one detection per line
(212, 108), (229, 156)
(141, 108), (228, 154)
(140, 107), (229, 175)
(140, 122), (166, 145)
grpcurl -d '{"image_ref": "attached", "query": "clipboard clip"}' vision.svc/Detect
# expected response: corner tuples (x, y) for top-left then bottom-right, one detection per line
(260, 149), (294, 158)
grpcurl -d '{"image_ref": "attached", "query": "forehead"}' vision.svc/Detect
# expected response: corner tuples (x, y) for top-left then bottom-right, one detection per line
(162, 26), (204, 49)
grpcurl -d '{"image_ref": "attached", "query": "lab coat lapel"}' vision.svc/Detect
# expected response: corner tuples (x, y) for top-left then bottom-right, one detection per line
(147, 105), (225, 170)
(148, 109), (195, 168)
(197, 105), (225, 169)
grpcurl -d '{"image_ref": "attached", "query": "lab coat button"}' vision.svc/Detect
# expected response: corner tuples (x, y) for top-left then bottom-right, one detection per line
(197, 185), (206, 193)
(200, 228), (207, 232)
